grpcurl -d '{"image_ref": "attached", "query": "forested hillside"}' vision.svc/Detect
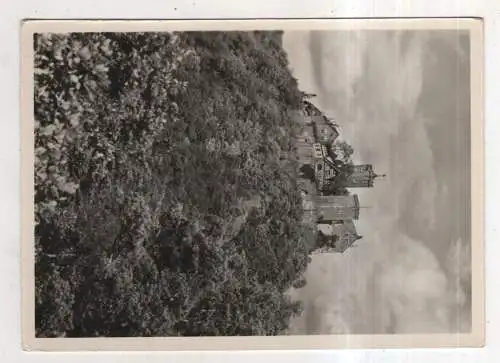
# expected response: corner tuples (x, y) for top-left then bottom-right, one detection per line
(34, 31), (315, 337)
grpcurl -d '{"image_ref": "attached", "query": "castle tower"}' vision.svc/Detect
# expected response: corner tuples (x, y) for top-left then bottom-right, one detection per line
(345, 164), (386, 188)
(315, 219), (363, 254)
(336, 232), (363, 253)
(315, 194), (360, 222)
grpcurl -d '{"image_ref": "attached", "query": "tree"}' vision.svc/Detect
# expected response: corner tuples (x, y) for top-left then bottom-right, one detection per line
(319, 139), (357, 196)
(322, 161), (354, 195)
(315, 231), (339, 250)
(331, 140), (354, 164)
(34, 31), (311, 338)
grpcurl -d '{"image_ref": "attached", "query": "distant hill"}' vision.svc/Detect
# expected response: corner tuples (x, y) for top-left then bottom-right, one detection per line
(34, 31), (315, 337)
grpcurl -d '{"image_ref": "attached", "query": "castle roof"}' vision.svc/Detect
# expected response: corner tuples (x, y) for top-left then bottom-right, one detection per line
(303, 100), (323, 116)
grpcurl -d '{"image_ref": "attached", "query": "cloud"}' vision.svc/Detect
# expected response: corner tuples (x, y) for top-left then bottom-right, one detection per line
(283, 29), (471, 334)
(444, 237), (472, 332)
(372, 230), (455, 333)
(377, 234), (472, 334)
(309, 30), (439, 228)
(289, 220), (471, 334)
(310, 30), (368, 101)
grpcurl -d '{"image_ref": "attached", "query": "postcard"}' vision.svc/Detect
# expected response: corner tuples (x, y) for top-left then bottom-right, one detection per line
(20, 18), (484, 350)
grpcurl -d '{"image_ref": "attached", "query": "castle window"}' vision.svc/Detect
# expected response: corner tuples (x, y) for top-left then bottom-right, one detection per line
(317, 164), (322, 171)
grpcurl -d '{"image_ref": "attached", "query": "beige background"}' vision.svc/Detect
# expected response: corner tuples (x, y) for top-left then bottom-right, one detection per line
(20, 18), (484, 351)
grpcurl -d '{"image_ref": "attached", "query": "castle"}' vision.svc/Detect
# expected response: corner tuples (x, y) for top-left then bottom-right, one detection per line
(345, 164), (386, 188)
(298, 99), (384, 254)
(316, 219), (363, 254)
(303, 194), (364, 254)
(315, 195), (360, 222)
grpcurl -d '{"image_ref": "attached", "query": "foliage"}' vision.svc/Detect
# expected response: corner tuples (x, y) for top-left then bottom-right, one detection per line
(331, 140), (354, 164)
(316, 231), (339, 250)
(35, 257), (76, 337)
(322, 163), (354, 196)
(321, 140), (356, 196)
(34, 31), (309, 337)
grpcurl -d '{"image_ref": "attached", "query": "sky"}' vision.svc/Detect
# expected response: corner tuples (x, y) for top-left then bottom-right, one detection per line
(283, 29), (472, 334)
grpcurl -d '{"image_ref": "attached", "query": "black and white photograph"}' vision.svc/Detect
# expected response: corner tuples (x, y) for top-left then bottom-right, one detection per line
(21, 19), (484, 350)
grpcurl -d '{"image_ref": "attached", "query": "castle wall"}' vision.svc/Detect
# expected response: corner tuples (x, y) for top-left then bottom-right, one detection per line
(345, 164), (377, 188)
(314, 194), (360, 221)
